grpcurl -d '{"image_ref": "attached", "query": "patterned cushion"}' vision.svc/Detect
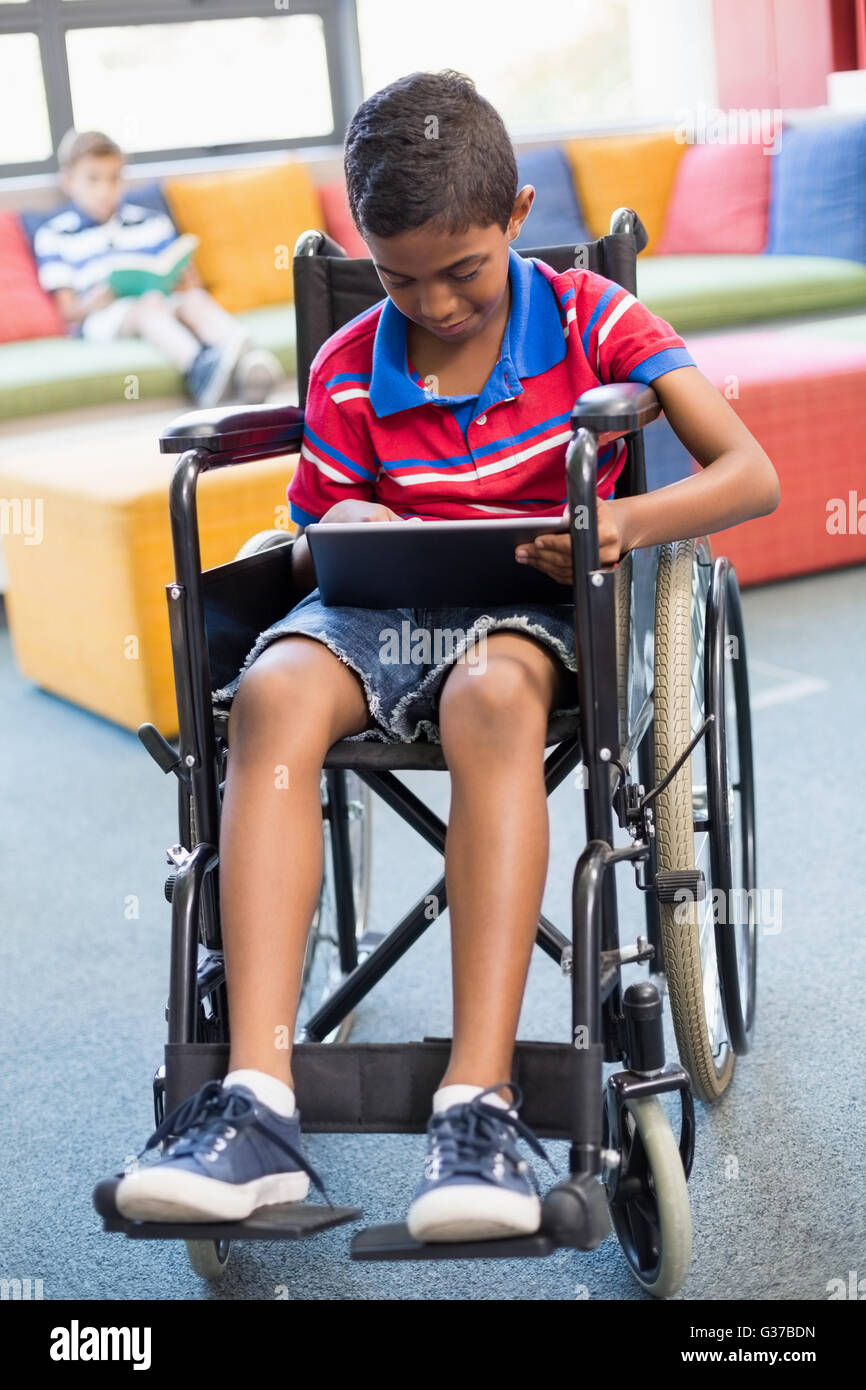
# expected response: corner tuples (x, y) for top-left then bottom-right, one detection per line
(164, 160), (323, 311)
(656, 141), (772, 254)
(0, 212), (64, 343)
(766, 118), (866, 262)
(513, 145), (590, 249)
(564, 130), (686, 253)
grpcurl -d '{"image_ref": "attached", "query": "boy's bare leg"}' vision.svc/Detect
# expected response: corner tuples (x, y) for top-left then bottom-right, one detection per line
(436, 633), (572, 1100)
(219, 635), (377, 1089)
(172, 286), (247, 349)
(116, 289), (201, 371)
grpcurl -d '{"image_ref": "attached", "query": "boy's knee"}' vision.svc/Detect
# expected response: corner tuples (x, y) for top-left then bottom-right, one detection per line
(136, 289), (171, 316)
(176, 286), (210, 311)
(439, 654), (546, 738)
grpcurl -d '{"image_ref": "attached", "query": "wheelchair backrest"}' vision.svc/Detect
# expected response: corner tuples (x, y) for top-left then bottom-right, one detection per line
(292, 227), (641, 410)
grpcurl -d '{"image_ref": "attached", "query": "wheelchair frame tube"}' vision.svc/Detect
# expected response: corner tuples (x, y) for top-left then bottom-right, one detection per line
(570, 840), (609, 1175)
(167, 448), (222, 851)
(566, 426), (623, 1045)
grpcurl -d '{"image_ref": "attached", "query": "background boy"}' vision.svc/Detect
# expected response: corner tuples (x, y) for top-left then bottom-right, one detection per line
(34, 129), (282, 408)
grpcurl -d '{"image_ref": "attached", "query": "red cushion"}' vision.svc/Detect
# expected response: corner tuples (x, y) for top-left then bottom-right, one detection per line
(318, 181), (370, 259)
(656, 142), (772, 255)
(0, 212), (65, 343)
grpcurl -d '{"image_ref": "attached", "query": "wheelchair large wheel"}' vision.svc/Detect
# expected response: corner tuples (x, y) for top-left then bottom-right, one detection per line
(705, 560), (757, 1054)
(653, 539), (736, 1102)
(604, 1096), (692, 1299)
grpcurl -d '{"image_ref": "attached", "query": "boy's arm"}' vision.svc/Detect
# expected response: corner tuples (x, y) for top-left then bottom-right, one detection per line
(519, 367), (780, 581)
(610, 365), (780, 555)
(53, 284), (116, 326)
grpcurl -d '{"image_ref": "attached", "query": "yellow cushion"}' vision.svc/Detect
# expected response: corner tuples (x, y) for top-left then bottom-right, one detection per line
(564, 131), (687, 254)
(0, 448), (299, 737)
(164, 161), (323, 312)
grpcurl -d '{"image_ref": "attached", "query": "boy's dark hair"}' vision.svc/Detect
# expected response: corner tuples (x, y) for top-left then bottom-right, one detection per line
(57, 129), (123, 172)
(344, 70), (518, 240)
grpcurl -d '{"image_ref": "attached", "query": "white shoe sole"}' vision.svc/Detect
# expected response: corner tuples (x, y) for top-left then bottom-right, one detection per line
(234, 349), (283, 404)
(115, 1167), (309, 1223)
(407, 1186), (542, 1243)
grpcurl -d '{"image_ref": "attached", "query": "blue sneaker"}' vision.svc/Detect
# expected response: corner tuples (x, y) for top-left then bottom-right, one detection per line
(114, 1080), (327, 1223)
(407, 1082), (556, 1243)
(184, 336), (247, 409)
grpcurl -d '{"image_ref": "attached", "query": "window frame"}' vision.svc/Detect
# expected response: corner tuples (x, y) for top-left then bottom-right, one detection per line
(0, 0), (363, 178)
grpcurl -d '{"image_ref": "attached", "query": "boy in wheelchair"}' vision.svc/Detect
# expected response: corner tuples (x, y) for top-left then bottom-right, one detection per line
(112, 70), (779, 1244)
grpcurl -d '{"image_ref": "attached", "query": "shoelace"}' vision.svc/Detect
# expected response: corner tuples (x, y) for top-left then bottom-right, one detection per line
(428, 1081), (557, 1195)
(137, 1080), (332, 1207)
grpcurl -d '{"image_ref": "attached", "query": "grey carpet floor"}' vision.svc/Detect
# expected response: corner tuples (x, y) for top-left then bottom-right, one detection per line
(1, 565), (864, 1302)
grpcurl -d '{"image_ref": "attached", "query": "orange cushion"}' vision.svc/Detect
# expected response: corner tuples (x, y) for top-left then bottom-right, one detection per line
(164, 161), (323, 312)
(319, 180), (370, 258)
(564, 131), (687, 254)
(0, 213), (65, 343)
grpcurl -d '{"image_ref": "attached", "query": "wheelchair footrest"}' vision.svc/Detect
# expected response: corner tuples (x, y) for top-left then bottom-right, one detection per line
(351, 1222), (556, 1262)
(93, 1177), (361, 1242)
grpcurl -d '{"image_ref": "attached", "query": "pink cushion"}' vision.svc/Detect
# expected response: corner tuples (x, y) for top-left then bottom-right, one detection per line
(318, 181), (370, 258)
(656, 142), (772, 255)
(0, 212), (65, 343)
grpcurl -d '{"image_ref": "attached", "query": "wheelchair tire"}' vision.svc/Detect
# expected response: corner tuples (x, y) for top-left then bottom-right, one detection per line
(606, 1096), (692, 1299)
(185, 1239), (232, 1279)
(233, 529), (294, 560)
(614, 550), (633, 754)
(653, 539), (735, 1103)
(704, 559), (757, 1054)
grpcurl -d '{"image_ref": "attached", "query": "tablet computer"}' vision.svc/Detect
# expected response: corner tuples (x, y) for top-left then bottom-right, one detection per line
(305, 516), (572, 608)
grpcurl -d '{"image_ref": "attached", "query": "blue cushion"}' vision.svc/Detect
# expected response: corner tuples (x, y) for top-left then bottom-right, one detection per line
(767, 118), (866, 262)
(130, 180), (173, 220)
(514, 146), (591, 251)
(18, 206), (58, 248)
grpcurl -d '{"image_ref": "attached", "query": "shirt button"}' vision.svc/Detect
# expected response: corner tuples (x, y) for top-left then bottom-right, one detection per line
(476, 414), (487, 425)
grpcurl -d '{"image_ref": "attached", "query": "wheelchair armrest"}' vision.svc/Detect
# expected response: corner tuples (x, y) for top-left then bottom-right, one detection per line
(571, 384), (661, 439)
(159, 403), (305, 459)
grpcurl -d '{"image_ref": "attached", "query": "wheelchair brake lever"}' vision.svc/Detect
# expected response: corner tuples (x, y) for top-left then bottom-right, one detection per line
(138, 722), (192, 788)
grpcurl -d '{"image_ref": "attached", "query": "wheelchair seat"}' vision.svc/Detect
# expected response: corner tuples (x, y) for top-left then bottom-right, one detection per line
(212, 706), (582, 772)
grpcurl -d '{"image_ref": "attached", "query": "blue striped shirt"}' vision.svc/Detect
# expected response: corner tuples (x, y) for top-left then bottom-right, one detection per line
(33, 201), (179, 295)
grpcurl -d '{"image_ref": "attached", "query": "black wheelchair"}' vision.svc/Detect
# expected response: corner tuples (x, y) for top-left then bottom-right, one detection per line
(94, 208), (758, 1299)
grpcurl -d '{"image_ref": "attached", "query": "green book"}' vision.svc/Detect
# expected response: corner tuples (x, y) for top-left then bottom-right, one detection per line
(107, 234), (200, 297)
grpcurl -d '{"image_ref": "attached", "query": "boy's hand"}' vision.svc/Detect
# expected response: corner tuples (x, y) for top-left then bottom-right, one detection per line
(81, 284), (116, 314)
(514, 498), (627, 583)
(321, 500), (419, 524)
(176, 264), (203, 291)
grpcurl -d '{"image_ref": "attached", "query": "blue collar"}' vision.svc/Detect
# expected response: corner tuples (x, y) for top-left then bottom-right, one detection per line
(368, 246), (566, 419)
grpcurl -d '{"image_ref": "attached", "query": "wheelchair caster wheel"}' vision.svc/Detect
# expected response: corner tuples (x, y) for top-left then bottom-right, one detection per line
(541, 1174), (610, 1251)
(604, 1095), (692, 1299)
(185, 1239), (232, 1279)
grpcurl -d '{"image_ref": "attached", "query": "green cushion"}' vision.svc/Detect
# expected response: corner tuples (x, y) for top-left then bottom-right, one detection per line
(637, 255), (866, 333)
(0, 302), (296, 421)
(774, 310), (866, 343)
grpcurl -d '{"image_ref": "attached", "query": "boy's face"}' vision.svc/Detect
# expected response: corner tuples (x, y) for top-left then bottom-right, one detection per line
(62, 153), (125, 224)
(365, 187), (534, 345)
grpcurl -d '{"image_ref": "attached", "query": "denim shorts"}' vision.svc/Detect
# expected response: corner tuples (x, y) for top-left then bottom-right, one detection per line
(211, 586), (579, 745)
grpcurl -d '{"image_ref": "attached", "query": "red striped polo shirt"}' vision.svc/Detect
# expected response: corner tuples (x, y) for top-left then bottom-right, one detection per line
(287, 246), (695, 526)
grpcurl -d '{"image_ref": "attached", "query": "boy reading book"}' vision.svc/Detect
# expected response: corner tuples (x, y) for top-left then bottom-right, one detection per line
(34, 129), (282, 408)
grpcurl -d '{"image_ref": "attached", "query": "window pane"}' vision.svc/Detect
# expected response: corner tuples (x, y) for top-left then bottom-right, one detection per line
(0, 33), (51, 163)
(66, 16), (333, 153)
(357, 0), (633, 131)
